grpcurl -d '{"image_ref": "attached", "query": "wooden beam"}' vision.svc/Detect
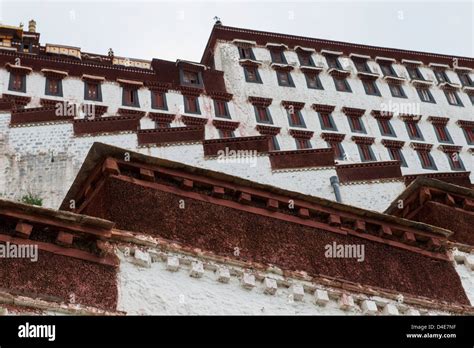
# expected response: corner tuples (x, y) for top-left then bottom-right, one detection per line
(266, 199), (279, 211)
(56, 231), (74, 247)
(15, 221), (32, 239)
(102, 158), (120, 176)
(139, 168), (155, 182)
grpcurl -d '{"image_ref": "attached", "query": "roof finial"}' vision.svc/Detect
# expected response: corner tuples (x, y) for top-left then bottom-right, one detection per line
(108, 48), (114, 58)
(213, 16), (222, 26)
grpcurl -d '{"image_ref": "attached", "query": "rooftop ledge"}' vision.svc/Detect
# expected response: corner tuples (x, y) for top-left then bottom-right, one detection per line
(203, 135), (269, 157)
(269, 148), (335, 170)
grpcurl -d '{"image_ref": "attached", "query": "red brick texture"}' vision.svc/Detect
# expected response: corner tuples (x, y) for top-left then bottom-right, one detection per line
(82, 176), (470, 305)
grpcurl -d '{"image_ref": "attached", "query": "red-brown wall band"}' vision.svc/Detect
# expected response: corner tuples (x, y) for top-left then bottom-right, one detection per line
(82, 177), (469, 306)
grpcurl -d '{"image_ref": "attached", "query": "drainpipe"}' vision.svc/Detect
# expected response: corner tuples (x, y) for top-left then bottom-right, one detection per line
(330, 176), (342, 203)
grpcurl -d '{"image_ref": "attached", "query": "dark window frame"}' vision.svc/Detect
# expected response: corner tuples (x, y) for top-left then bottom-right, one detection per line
(326, 55), (342, 69)
(295, 138), (312, 149)
(270, 50), (287, 64)
(388, 83), (407, 98)
(347, 116), (367, 134)
(183, 95), (201, 114)
(444, 90), (463, 107)
(151, 91), (168, 110)
(387, 147), (407, 167)
(84, 81), (102, 102)
(434, 70), (450, 84)
(276, 70), (295, 87)
(433, 124), (453, 144)
(327, 141), (345, 160)
(8, 73), (26, 93)
(357, 143), (376, 162)
(298, 53), (315, 67)
(213, 100), (231, 119)
(333, 77), (351, 92)
(406, 66), (424, 80)
(380, 63), (397, 77)
(376, 118), (396, 137)
(238, 46), (255, 60)
(362, 79), (381, 96)
(304, 73), (323, 89)
(457, 72), (473, 87)
(243, 66), (262, 84)
(254, 105), (273, 124)
(45, 77), (63, 97)
(179, 69), (204, 88)
(416, 87), (436, 103)
(446, 152), (465, 171)
(287, 109), (306, 128)
(122, 87), (140, 107)
(416, 150), (437, 170)
(404, 121), (424, 141)
(318, 112), (337, 131)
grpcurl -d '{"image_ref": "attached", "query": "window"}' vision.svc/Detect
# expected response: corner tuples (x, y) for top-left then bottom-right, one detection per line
(276, 70), (295, 87)
(469, 94), (474, 105)
(416, 150), (437, 170)
(270, 50), (287, 64)
(348, 116), (366, 133)
(218, 129), (235, 138)
(287, 109), (306, 128)
(45, 78), (62, 97)
(268, 136), (280, 151)
(295, 138), (312, 149)
(243, 66), (262, 83)
(214, 100), (230, 118)
(433, 124), (452, 143)
(387, 147), (407, 167)
(380, 63), (397, 77)
(151, 91), (167, 110)
(460, 126), (473, 145)
(254, 106), (272, 124)
(446, 152), (465, 171)
(333, 77), (351, 92)
(444, 90), (463, 106)
(406, 66), (424, 80)
(326, 55), (342, 69)
(416, 87), (436, 103)
(318, 112), (337, 131)
(122, 87), (139, 107)
(181, 70), (201, 86)
(377, 118), (396, 137)
(388, 83), (406, 98)
(434, 70), (450, 84)
(8, 73), (26, 92)
(362, 79), (381, 96)
(238, 46), (255, 60)
(357, 144), (376, 162)
(457, 72), (473, 87)
(184, 95), (200, 114)
(304, 73), (323, 89)
(84, 81), (102, 101)
(298, 54), (314, 67)
(405, 121), (424, 140)
(328, 141), (345, 160)
(353, 59), (370, 73)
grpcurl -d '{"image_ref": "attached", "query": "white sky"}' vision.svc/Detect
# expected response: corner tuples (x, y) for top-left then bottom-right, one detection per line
(1, 0), (472, 63)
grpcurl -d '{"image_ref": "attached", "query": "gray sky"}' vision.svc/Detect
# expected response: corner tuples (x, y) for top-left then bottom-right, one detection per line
(1, 1), (472, 63)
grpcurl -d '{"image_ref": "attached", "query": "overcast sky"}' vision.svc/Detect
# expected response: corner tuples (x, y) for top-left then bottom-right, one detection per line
(1, 1), (472, 63)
